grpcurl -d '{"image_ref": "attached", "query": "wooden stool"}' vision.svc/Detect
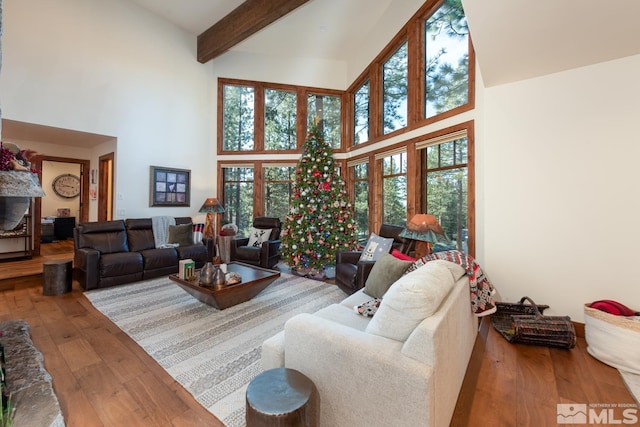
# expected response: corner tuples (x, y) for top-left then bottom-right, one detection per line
(246, 368), (318, 427)
(43, 260), (73, 296)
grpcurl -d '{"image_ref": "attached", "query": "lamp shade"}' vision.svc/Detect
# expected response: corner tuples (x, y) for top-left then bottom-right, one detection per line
(198, 198), (225, 213)
(398, 214), (448, 243)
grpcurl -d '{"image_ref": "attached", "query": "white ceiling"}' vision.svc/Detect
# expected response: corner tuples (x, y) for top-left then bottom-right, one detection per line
(127, 0), (396, 61)
(462, 0), (640, 87)
(127, 0), (640, 86)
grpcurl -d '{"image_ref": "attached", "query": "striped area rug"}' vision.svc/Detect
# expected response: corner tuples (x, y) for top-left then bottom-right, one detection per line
(84, 273), (345, 426)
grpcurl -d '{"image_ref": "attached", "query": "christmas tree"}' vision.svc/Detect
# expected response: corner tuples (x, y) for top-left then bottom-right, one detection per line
(281, 123), (357, 273)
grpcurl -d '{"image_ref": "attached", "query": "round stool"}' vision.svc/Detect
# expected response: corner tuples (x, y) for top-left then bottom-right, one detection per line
(43, 260), (73, 296)
(246, 368), (318, 427)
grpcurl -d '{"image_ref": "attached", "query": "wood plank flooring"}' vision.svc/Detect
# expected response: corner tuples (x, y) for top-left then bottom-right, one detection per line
(1, 242), (638, 426)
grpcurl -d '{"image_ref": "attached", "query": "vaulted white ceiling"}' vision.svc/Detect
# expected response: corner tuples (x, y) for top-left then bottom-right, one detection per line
(126, 0), (640, 86)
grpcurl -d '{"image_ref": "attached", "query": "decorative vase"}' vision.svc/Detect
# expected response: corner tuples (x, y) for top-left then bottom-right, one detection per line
(199, 262), (215, 286)
(212, 265), (226, 287)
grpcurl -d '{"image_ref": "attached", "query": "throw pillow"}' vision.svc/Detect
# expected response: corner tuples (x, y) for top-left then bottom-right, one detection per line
(363, 252), (413, 298)
(192, 223), (204, 243)
(365, 260), (456, 342)
(391, 249), (416, 262)
(168, 223), (193, 247)
(354, 298), (382, 317)
(247, 227), (272, 247)
(359, 232), (394, 262)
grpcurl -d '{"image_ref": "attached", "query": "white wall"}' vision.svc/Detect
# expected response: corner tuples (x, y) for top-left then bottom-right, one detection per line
(0, 0), (215, 220)
(481, 54), (640, 321)
(41, 160), (81, 218)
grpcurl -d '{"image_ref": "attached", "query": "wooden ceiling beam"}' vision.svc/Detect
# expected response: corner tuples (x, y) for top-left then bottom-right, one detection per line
(197, 0), (310, 64)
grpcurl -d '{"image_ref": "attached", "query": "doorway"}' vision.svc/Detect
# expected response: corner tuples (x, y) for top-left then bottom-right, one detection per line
(32, 156), (90, 256)
(98, 152), (115, 221)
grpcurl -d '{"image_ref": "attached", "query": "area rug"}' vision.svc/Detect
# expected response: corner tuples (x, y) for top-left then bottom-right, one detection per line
(619, 370), (640, 405)
(84, 273), (344, 427)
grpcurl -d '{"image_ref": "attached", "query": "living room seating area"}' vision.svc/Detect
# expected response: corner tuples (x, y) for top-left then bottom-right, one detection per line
(73, 217), (211, 290)
(262, 259), (478, 427)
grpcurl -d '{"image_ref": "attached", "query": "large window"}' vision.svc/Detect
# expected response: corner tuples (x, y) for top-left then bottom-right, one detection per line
(264, 165), (295, 221)
(220, 80), (345, 152)
(422, 134), (468, 253)
(380, 151), (407, 226)
(424, 0), (469, 118)
(353, 81), (370, 145)
(307, 93), (341, 149)
(265, 88), (297, 150)
(223, 84), (255, 151)
(222, 166), (254, 236)
(350, 162), (369, 242)
(382, 41), (408, 135)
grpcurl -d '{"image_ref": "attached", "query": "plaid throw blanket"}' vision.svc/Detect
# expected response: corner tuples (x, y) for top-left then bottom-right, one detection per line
(407, 250), (497, 317)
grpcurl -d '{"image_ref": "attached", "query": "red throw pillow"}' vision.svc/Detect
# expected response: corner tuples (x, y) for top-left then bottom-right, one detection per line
(391, 249), (416, 262)
(589, 300), (639, 316)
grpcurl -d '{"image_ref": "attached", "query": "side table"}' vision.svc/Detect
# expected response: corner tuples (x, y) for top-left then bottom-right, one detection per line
(246, 367), (318, 426)
(43, 260), (73, 295)
(218, 235), (234, 263)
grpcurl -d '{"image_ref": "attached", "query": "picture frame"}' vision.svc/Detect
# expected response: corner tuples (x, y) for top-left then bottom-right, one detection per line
(149, 166), (191, 207)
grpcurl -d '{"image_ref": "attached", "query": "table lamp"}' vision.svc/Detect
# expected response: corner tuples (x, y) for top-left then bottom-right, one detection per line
(398, 214), (448, 258)
(199, 198), (225, 240)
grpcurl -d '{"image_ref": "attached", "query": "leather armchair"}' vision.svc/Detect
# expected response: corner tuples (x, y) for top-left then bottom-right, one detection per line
(230, 217), (282, 269)
(334, 224), (416, 295)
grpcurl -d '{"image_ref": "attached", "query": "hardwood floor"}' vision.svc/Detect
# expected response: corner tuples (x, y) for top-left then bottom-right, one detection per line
(0, 245), (637, 426)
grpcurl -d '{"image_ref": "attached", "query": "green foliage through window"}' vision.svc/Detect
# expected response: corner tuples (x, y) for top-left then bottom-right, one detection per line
(424, 137), (468, 253)
(307, 94), (341, 149)
(354, 81), (370, 145)
(425, 0), (469, 118)
(264, 166), (295, 221)
(383, 42), (408, 134)
(382, 152), (407, 226)
(352, 163), (369, 242)
(223, 85), (255, 151)
(223, 167), (254, 236)
(265, 89), (297, 150)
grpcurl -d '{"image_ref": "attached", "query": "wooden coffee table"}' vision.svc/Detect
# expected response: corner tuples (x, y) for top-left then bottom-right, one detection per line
(169, 261), (281, 310)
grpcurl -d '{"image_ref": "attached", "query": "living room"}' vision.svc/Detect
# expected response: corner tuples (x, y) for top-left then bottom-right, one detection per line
(1, 0), (640, 425)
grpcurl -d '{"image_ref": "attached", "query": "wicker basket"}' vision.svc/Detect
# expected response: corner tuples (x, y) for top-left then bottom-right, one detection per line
(584, 304), (640, 374)
(492, 296), (576, 349)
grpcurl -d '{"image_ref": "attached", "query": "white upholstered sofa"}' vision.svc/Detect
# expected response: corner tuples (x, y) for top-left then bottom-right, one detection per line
(262, 259), (478, 427)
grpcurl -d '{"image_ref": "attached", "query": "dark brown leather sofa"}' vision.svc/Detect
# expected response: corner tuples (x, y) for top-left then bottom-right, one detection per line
(74, 217), (211, 290)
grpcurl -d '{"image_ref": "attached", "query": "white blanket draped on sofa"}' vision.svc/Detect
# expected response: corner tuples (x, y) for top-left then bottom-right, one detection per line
(152, 215), (175, 248)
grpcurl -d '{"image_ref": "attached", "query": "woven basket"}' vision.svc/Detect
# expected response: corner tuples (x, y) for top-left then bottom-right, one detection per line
(584, 304), (640, 374)
(492, 296), (576, 349)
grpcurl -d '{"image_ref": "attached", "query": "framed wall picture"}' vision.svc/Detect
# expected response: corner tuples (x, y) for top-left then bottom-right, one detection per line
(149, 166), (191, 207)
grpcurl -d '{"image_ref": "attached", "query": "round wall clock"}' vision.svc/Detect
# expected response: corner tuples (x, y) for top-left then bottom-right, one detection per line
(52, 173), (81, 198)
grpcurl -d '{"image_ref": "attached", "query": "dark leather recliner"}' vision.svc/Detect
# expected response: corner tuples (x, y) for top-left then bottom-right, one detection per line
(335, 224), (416, 295)
(230, 217), (282, 269)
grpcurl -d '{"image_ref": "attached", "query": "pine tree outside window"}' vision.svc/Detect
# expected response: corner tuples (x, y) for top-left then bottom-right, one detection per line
(380, 151), (407, 226)
(265, 88), (297, 150)
(223, 84), (255, 151)
(264, 165), (295, 221)
(350, 161), (369, 242)
(424, 0), (469, 119)
(307, 94), (341, 149)
(353, 80), (370, 145)
(382, 41), (408, 135)
(222, 166), (254, 236)
(419, 130), (469, 253)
